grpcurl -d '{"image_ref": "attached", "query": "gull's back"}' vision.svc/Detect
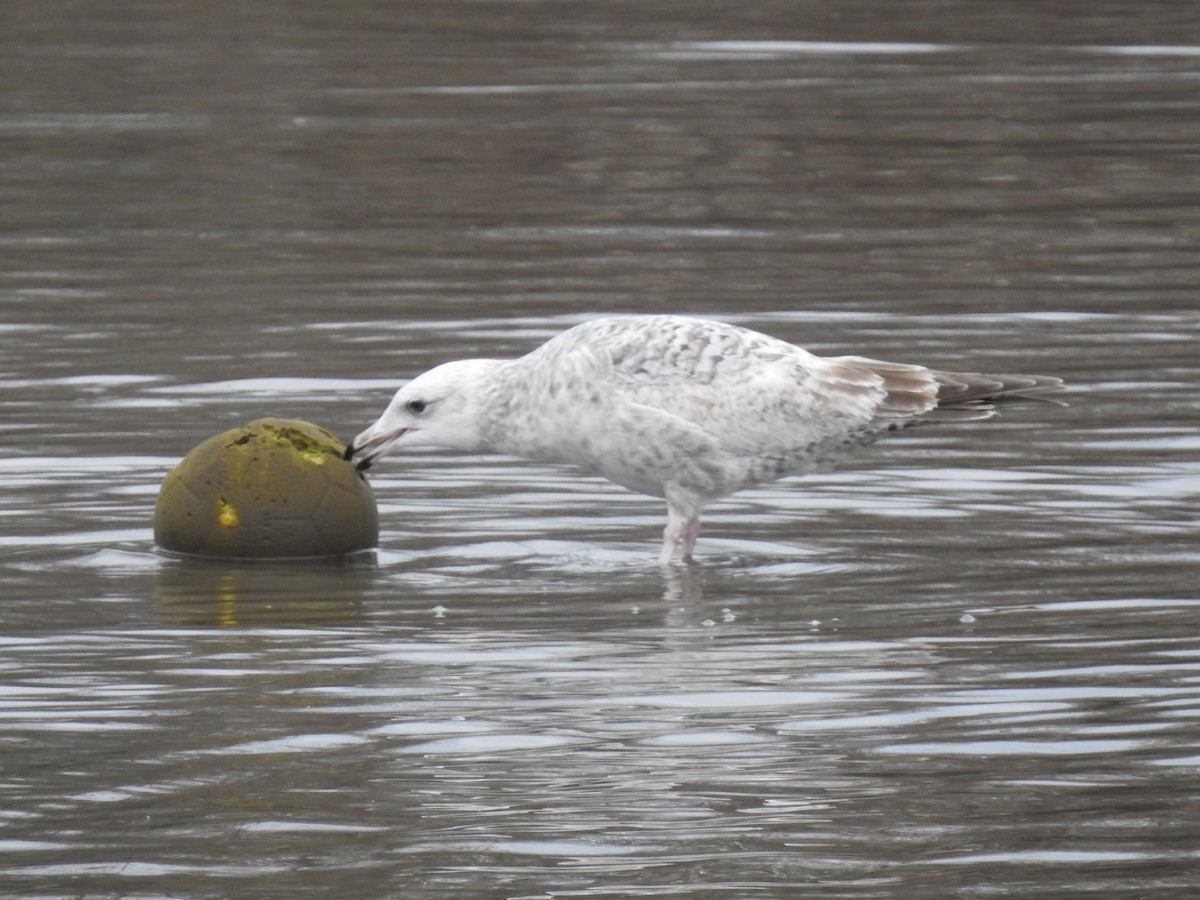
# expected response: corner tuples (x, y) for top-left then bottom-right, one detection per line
(486, 316), (945, 504)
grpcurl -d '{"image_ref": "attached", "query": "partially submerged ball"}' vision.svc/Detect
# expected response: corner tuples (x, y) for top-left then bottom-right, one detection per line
(154, 418), (378, 558)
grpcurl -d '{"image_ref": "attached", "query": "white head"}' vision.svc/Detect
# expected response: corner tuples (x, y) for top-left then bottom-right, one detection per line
(345, 359), (498, 469)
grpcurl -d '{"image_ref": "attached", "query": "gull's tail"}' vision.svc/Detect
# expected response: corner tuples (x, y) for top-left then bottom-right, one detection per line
(921, 370), (1066, 423)
(829, 355), (1065, 425)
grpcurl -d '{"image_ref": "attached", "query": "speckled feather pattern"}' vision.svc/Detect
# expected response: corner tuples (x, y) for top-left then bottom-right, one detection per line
(483, 316), (912, 510)
(348, 315), (1062, 563)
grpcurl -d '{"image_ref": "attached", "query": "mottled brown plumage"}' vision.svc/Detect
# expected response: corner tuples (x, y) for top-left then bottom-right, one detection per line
(835, 356), (1063, 424)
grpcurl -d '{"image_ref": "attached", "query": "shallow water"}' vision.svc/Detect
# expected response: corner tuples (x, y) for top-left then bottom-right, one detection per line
(3, 2), (1200, 897)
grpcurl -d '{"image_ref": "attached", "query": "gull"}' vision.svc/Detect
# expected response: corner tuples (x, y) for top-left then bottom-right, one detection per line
(345, 315), (1063, 565)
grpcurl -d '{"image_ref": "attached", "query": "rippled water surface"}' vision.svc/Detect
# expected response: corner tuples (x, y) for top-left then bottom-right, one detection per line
(3, 2), (1199, 897)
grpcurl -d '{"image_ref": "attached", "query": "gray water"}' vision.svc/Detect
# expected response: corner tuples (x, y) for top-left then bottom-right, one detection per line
(3, 2), (1199, 897)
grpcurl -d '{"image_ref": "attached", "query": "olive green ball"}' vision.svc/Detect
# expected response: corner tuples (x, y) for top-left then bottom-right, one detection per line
(154, 418), (378, 558)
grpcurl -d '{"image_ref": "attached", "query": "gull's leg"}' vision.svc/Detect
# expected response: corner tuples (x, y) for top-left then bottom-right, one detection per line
(659, 520), (682, 566)
(661, 494), (702, 566)
(659, 515), (701, 565)
(679, 516), (702, 562)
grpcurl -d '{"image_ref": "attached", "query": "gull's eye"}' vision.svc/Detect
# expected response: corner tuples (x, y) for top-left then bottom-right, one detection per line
(405, 399), (427, 415)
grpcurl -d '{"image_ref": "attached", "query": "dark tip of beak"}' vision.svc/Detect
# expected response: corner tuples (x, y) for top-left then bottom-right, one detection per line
(344, 441), (372, 471)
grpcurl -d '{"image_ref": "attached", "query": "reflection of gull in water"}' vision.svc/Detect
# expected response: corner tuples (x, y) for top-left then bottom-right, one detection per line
(346, 315), (1063, 565)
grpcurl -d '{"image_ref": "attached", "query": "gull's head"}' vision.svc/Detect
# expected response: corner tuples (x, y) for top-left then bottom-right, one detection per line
(344, 359), (497, 470)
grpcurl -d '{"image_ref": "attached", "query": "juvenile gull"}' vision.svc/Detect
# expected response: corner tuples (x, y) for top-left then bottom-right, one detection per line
(345, 315), (1063, 565)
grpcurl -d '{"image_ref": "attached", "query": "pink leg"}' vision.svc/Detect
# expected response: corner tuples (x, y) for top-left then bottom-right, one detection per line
(658, 520), (682, 566)
(679, 517), (702, 561)
(659, 515), (702, 565)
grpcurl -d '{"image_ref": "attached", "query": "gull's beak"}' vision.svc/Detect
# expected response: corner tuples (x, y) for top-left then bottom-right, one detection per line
(343, 427), (408, 471)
